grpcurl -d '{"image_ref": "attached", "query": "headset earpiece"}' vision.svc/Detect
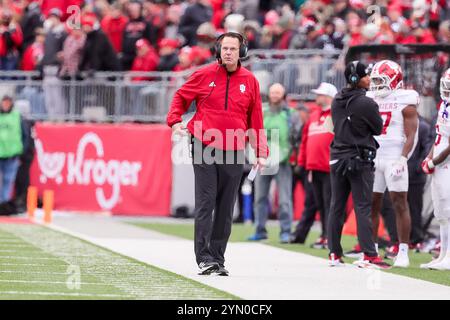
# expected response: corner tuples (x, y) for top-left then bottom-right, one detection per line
(349, 61), (360, 86)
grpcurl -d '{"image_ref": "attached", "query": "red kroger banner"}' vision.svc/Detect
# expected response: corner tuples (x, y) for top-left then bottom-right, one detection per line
(30, 123), (172, 216)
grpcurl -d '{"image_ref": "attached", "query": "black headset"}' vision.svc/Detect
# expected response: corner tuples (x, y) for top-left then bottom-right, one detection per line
(349, 61), (360, 87)
(215, 32), (248, 62)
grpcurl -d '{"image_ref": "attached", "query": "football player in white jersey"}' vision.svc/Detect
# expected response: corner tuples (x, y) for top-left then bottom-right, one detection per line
(420, 68), (450, 270)
(367, 60), (419, 268)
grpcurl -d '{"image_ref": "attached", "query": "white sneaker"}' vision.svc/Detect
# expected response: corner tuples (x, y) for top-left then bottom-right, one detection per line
(429, 258), (450, 270)
(420, 258), (443, 269)
(393, 254), (410, 268)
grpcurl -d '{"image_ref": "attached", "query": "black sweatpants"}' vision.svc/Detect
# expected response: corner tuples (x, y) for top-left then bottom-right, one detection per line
(192, 138), (244, 266)
(408, 183), (425, 244)
(292, 170), (318, 243)
(380, 191), (399, 243)
(328, 161), (377, 257)
(312, 171), (331, 238)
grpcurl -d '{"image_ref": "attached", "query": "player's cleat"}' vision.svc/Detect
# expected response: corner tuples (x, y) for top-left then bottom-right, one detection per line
(385, 244), (399, 260)
(393, 254), (410, 268)
(429, 257), (450, 271)
(354, 255), (391, 269)
(430, 241), (441, 258)
(420, 258), (444, 269)
(311, 237), (327, 249)
(329, 253), (345, 267)
(198, 261), (219, 275)
(344, 244), (363, 259)
(213, 265), (229, 276)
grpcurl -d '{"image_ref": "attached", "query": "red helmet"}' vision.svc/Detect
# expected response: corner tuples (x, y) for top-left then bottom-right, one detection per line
(440, 68), (450, 102)
(370, 60), (403, 97)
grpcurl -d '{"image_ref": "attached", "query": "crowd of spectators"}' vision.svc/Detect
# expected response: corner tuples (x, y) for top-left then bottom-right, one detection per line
(0, 0), (448, 76)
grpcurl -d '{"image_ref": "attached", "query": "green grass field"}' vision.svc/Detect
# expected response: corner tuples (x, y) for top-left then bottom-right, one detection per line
(130, 221), (450, 287)
(0, 224), (237, 300)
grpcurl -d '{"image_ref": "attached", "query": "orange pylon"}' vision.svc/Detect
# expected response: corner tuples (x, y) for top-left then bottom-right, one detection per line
(43, 190), (54, 224)
(27, 186), (38, 219)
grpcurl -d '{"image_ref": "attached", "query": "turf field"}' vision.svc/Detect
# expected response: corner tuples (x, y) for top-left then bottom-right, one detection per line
(0, 223), (236, 300)
(130, 221), (450, 287)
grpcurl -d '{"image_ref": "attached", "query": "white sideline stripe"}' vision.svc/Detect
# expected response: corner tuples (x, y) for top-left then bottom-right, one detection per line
(0, 279), (111, 286)
(0, 270), (134, 276)
(0, 263), (68, 267)
(0, 244), (35, 247)
(0, 291), (132, 298)
(0, 271), (68, 275)
(0, 256), (61, 260)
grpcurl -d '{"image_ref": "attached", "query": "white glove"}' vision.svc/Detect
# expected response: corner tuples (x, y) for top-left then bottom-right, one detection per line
(390, 156), (408, 179)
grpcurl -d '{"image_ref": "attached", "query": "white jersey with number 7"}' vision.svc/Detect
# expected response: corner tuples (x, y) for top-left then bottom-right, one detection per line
(367, 89), (419, 160)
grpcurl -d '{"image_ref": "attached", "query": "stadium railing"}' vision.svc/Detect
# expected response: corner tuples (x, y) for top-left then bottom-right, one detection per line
(0, 48), (349, 123)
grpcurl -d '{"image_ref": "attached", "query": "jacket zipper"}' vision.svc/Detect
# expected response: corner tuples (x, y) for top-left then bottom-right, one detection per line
(224, 73), (230, 110)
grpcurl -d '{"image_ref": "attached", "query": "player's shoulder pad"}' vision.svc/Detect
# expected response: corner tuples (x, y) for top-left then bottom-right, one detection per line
(395, 89), (420, 106)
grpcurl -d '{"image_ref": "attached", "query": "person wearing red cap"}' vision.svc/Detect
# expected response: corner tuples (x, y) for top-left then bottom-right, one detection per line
(131, 38), (159, 79)
(167, 32), (268, 276)
(156, 37), (179, 71)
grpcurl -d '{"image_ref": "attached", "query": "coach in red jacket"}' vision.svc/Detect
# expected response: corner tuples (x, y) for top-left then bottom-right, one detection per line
(167, 32), (268, 276)
(298, 82), (337, 249)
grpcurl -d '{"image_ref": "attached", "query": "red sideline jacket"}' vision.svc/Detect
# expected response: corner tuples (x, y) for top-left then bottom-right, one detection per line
(298, 108), (333, 173)
(166, 63), (269, 158)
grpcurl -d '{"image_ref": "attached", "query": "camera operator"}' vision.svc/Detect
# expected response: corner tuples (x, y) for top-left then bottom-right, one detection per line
(327, 61), (390, 268)
(0, 10), (23, 71)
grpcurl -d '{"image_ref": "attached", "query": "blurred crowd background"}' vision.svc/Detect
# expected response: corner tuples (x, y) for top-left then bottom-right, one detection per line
(0, 0), (448, 75)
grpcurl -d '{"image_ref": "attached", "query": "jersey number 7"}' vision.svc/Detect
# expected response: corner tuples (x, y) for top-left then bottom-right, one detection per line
(380, 111), (392, 135)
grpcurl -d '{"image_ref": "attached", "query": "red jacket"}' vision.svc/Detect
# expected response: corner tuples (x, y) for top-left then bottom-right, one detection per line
(101, 15), (129, 53)
(167, 63), (269, 157)
(298, 108), (333, 173)
(131, 48), (160, 81)
(21, 42), (44, 71)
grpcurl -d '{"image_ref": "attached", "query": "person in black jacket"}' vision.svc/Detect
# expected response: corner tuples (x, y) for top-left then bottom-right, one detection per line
(121, 1), (156, 70)
(178, 0), (212, 46)
(20, 1), (44, 51)
(407, 115), (434, 245)
(327, 61), (390, 268)
(79, 17), (120, 72)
